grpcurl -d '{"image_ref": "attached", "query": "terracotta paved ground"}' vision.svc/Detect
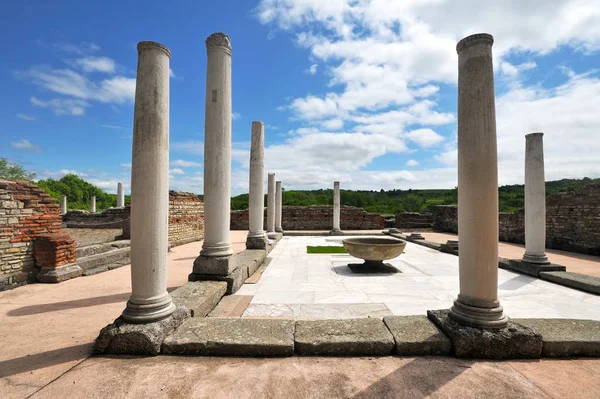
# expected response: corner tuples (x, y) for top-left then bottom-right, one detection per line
(1, 230), (599, 398)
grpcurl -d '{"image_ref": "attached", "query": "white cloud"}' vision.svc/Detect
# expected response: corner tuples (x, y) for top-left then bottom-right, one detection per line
(171, 140), (204, 155)
(405, 128), (444, 148)
(320, 118), (344, 130)
(406, 159), (419, 167)
(121, 163), (132, 168)
(306, 63), (318, 75)
(169, 68), (176, 78)
(169, 168), (185, 175)
(75, 56), (116, 73)
(10, 139), (42, 153)
(102, 124), (123, 129)
(16, 113), (36, 121)
(52, 42), (101, 55)
(232, 112), (242, 120)
(31, 96), (88, 116)
(170, 159), (203, 168)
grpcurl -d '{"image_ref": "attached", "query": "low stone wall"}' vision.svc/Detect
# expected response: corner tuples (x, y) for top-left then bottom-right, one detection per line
(231, 205), (384, 231)
(0, 180), (68, 290)
(431, 184), (600, 256)
(168, 191), (204, 248)
(394, 212), (433, 229)
(64, 207), (130, 229)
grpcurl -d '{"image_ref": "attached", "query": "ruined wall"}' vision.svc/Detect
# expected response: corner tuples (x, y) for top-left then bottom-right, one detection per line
(168, 191), (204, 248)
(63, 207), (130, 229)
(231, 205), (384, 230)
(0, 180), (67, 290)
(431, 184), (600, 256)
(394, 212), (434, 229)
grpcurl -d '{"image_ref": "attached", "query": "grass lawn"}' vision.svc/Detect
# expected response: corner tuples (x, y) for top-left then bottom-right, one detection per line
(306, 245), (348, 254)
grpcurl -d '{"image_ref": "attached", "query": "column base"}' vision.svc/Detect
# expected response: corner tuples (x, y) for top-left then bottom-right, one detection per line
(266, 231), (278, 239)
(275, 228), (284, 233)
(508, 259), (566, 277)
(122, 293), (176, 324)
(246, 234), (269, 250)
(200, 242), (233, 257)
(329, 229), (343, 236)
(522, 253), (550, 265)
(192, 254), (234, 276)
(448, 295), (508, 329)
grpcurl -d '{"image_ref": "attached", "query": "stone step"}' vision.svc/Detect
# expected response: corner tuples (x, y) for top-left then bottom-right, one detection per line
(208, 295), (253, 317)
(170, 281), (227, 318)
(78, 246), (131, 275)
(76, 240), (130, 259)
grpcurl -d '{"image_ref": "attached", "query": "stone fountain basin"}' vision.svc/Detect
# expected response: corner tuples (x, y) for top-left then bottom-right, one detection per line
(342, 237), (406, 262)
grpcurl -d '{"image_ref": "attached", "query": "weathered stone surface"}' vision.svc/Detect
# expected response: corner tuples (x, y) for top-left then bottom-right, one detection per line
(507, 259), (566, 277)
(36, 263), (83, 283)
(427, 309), (542, 359)
(514, 318), (600, 357)
(170, 281), (227, 317)
(192, 255), (234, 276)
(295, 318), (394, 356)
(94, 306), (189, 356)
(246, 235), (268, 250)
(394, 212), (433, 229)
(539, 271), (600, 295)
(383, 315), (451, 356)
(77, 247), (131, 272)
(162, 318), (294, 356)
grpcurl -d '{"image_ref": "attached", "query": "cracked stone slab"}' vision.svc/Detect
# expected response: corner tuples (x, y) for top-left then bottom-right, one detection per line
(539, 271), (600, 295)
(294, 318), (395, 356)
(162, 318), (295, 356)
(383, 315), (451, 356)
(427, 309), (542, 359)
(94, 306), (189, 356)
(514, 318), (600, 357)
(170, 281), (227, 317)
(37, 263), (82, 283)
(506, 259), (566, 277)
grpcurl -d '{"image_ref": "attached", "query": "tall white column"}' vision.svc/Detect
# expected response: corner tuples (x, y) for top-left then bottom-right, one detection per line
(449, 33), (507, 329)
(331, 181), (342, 234)
(199, 32), (233, 259)
(246, 121), (268, 249)
(522, 133), (549, 264)
(266, 173), (276, 238)
(117, 182), (125, 207)
(60, 196), (67, 215)
(90, 196), (96, 213)
(275, 181), (283, 233)
(122, 41), (175, 323)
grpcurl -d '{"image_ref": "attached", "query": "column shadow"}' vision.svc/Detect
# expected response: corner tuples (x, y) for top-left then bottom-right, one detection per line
(0, 343), (92, 378)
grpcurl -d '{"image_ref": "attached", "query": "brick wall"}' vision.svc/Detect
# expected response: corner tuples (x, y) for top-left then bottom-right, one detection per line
(0, 180), (68, 290)
(394, 212), (434, 229)
(231, 205), (384, 230)
(431, 184), (600, 256)
(168, 190), (204, 248)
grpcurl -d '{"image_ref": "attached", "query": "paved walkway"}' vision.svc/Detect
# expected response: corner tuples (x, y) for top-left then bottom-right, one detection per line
(1, 231), (599, 398)
(240, 236), (600, 320)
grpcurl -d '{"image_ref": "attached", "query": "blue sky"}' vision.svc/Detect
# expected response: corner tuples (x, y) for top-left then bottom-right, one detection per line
(2, 0), (600, 195)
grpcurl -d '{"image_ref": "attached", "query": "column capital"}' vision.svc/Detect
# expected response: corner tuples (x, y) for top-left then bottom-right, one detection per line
(525, 132), (544, 139)
(206, 32), (232, 54)
(137, 41), (171, 58)
(456, 33), (493, 53)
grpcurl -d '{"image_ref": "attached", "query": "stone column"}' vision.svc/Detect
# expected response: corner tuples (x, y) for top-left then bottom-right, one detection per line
(191, 33), (234, 279)
(60, 196), (67, 215)
(331, 181), (342, 234)
(266, 173), (276, 238)
(121, 41), (175, 323)
(246, 121), (268, 249)
(90, 196), (96, 213)
(449, 33), (507, 329)
(522, 133), (549, 264)
(275, 181), (283, 233)
(117, 182), (125, 207)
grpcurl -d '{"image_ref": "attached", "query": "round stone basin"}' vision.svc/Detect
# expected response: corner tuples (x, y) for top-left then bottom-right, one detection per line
(342, 237), (406, 262)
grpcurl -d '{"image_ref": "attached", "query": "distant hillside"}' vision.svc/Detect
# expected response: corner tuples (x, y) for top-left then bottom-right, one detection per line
(231, 177), (600, 215)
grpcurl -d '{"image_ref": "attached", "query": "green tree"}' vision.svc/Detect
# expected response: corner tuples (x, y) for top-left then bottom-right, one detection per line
(37, 174), (117, 211)
(0, 158), (36, 181)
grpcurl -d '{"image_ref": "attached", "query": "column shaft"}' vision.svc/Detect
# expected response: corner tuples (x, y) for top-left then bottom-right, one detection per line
(122, 41), (175, 323)
(266, 173), (276, 237)
(246, 121), (268, 249)
(90, 196), (96, 213)
(200, 33), (233, 257)
(60, 196), (67, 215)
(275, 181), (283, 232)
(523, 133), (549, 264)
(450, 33), (507, 329)
(117, 182), (125, 207)
(332, 181), (341, 233)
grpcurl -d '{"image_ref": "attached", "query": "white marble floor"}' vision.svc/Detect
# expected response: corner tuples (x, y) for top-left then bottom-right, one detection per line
(240, 236), (600, 320)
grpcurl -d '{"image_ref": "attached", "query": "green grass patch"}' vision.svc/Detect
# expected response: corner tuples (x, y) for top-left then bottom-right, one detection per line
(307, 246), (348, 254)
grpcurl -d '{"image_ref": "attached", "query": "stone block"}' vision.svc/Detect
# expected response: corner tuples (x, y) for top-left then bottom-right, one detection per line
(94, 306), (189, 356)
(427, 309), (542, 359)
(507, 259), (566, 277)
(162, 318), (295, 356)
(295, 318), (395, 356)
(170, 281), (227, 317)
(539, 271), (600, 295)
(192, 255), (234, 276)
(36, 263), (82, 283)
(383, 315), (451, 356)
(514, 318), (600, 357)
(246, 235), (268, 250)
